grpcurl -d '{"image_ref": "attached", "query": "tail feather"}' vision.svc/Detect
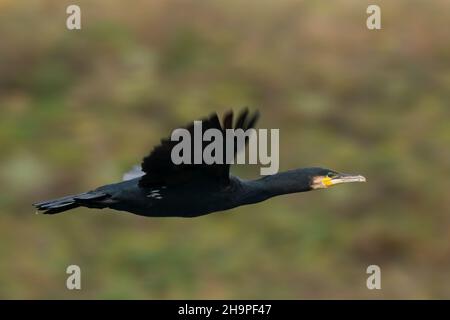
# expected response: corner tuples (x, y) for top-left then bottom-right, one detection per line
(33, 191), (109, 215)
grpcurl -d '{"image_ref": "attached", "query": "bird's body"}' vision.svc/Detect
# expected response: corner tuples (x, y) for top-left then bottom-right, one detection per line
(99, 176), (242, 218)
(34, 110), (366, 218)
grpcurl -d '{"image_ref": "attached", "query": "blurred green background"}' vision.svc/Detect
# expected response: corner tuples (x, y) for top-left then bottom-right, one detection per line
(0, 0), (449, 299)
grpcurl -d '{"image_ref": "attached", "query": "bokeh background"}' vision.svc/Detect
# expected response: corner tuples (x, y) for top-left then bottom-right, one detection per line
(0, 0), (449, 299)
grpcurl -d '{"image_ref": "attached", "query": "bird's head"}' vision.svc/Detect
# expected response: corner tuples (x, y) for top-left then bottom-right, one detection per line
(306, 167), (366, 190)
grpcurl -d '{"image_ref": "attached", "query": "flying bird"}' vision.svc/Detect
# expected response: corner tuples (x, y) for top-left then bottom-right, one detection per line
(34, 109), (366, 217)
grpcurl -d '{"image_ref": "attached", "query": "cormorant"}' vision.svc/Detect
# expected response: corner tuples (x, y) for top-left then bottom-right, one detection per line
(34, 110), (366, 217)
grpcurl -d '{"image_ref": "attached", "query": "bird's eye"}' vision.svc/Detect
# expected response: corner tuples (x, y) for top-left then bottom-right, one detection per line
(327, 172), (336, 178)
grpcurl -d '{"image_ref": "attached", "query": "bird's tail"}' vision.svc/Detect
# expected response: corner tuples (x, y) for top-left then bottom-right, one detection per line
(33, 191), (110, 215)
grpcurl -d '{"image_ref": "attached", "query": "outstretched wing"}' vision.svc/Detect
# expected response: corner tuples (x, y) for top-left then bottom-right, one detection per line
(138, 109), (259, 188)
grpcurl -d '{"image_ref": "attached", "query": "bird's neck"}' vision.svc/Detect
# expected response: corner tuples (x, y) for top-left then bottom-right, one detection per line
(238, 169), (312, 204)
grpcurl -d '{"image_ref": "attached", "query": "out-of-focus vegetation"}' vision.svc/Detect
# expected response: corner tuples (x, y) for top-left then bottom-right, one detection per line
(0, 0), (449, 299)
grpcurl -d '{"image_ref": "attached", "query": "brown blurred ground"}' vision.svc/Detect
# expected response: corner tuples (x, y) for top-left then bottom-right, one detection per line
(0, 0), (449, 299)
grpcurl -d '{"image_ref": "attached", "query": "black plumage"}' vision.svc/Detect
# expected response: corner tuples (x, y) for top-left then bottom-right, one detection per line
(34, 109), (365, 218)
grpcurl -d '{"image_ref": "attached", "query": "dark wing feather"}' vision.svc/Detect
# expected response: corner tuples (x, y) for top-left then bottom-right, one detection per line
(139, 109), (259, 188)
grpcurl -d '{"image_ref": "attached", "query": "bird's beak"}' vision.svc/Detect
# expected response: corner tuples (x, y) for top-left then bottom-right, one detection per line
(326, 173), (366, 187)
